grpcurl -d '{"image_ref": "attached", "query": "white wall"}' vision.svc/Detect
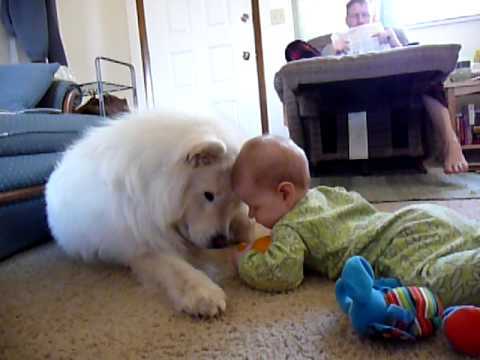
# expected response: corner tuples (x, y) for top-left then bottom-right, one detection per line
(293, 0), (347, 40)
(57, 0), (145, 109)
(406, 17), (480, 62)
(293, 0), (381, 40)
(0, 0), (146, 109)
(293, 1), (479, 63)
(259, 0), (296, 136)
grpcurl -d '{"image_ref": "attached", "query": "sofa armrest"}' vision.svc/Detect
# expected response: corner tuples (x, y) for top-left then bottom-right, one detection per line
(62, 86), (82, 113)
(37, 80), (82, 113)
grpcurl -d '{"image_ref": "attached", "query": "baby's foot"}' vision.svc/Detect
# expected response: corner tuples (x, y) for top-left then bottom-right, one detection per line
(443, 139), (469, 174)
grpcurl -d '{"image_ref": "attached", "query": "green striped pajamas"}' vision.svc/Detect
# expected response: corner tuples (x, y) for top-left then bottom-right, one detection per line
(238, 186), (480, 306)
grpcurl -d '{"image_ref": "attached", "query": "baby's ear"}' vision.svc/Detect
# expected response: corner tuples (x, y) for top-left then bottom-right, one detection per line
(185, 138), (227, 167)
(277, 181), (296, 202)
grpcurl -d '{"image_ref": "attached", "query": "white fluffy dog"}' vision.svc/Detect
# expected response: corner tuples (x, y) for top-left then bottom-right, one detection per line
(46, 111), (253, 317)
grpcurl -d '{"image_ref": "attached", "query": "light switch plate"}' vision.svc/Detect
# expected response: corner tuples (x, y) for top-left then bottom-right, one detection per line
(270, 8), (285, 25)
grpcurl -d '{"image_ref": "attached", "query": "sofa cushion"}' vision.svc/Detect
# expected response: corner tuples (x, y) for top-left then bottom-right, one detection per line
(0, 113), (104, 192)
(0, 63), (60, 111)
(0, 197), (51, 261)
(0, 113), (105, 157)
(0, 153), (61, 193)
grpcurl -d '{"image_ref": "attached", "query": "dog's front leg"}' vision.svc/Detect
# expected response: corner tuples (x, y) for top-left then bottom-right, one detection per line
(130, 253), (227, 317)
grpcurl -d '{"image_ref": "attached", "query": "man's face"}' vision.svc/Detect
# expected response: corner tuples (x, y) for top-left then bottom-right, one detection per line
(346, 2), (371, 28)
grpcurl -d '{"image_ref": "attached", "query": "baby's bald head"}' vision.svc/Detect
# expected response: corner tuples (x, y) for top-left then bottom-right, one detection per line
(232, 135), (310, 193)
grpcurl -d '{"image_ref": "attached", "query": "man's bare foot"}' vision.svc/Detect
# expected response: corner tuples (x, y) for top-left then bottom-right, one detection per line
(444, 139), (469, 174)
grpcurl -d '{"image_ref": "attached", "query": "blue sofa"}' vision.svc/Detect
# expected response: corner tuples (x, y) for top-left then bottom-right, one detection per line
(0, 63), (104, 259)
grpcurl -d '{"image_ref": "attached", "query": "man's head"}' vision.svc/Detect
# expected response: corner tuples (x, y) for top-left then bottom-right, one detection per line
(231, 135), (310, 229)
(346, 0), (372, 28)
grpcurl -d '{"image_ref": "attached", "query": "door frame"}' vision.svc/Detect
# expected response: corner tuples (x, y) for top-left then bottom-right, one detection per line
(135, 0), (154, 107)
(135, 0), (269, 133)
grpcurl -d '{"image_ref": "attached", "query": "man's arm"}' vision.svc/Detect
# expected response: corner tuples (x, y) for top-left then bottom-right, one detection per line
(238, 226), (306, 291)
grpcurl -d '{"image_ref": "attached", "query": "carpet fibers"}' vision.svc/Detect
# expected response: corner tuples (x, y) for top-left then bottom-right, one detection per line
(1, 200), (479, 359)
(312, 168), (480, 203)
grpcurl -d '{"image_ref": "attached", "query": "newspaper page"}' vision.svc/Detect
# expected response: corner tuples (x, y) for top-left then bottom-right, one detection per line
(332, 23), (391, 55)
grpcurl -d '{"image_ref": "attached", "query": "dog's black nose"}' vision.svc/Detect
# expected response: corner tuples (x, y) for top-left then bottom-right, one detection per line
(211, 234), (228, 249)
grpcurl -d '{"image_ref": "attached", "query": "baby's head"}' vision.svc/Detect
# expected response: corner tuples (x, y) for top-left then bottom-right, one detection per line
(232, 135), (310, 229)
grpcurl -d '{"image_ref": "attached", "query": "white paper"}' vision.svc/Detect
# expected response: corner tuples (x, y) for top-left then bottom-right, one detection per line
(468, 104), (476, 126)
(333, 23), (391, 55)
(348, 111), (369, 160)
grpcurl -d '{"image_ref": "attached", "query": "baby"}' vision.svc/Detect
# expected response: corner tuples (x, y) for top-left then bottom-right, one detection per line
(231, 135), (480, 307)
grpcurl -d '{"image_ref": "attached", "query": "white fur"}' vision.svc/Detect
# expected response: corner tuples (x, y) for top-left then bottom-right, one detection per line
(46, 111), (253, 316)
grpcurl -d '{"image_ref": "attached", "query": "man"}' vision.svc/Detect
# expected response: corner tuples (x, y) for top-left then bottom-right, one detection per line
(332, 0), (468, 174)
(331, 0), (402, 53)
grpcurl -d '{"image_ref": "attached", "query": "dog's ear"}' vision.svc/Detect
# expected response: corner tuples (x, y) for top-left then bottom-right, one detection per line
(185, 139), (227, 167)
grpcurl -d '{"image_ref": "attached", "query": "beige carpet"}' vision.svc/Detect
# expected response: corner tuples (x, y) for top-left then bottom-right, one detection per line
(2, 200), (479, 360)
(312, 168), (480, 203)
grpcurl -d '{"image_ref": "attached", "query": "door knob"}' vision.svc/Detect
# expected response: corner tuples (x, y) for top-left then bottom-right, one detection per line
(241, 13), (250, 22)
(243, 51), (251, 61)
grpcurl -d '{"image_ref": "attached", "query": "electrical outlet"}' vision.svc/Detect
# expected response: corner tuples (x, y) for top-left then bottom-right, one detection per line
(270, 8), (285, 26)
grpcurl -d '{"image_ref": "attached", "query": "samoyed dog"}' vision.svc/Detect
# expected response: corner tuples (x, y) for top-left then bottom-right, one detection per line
(46, 111), (254, 317)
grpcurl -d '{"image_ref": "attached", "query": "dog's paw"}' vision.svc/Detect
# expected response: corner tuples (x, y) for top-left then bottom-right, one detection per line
(175, 280), (227, 317)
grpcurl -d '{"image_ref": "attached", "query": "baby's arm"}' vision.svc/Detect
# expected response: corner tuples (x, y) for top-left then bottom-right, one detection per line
(237, 226), (306, 291)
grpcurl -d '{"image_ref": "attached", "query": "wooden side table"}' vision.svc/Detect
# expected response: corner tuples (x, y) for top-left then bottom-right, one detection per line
(445, 78), (480, 171)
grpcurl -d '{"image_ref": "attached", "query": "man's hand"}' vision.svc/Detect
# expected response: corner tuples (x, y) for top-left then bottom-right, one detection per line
(372, 28), (401, 48)
(332, 37), (350, 54)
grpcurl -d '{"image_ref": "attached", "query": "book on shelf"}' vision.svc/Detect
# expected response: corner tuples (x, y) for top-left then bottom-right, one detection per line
(456, 103), (480, 145)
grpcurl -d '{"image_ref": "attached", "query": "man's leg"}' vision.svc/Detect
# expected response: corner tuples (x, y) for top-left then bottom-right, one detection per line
(423, 95), (469, 174)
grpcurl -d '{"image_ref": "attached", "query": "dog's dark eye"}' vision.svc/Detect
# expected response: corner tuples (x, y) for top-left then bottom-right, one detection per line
(204, 192), (215, 202)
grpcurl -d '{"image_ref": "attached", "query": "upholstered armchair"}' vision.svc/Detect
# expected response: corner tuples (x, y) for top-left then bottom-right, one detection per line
(275, 32), (459, 172)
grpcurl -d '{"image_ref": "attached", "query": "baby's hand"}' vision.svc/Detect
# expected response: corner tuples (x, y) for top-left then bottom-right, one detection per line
(232, 236), (272, 270)
(231, 242), (253, 270)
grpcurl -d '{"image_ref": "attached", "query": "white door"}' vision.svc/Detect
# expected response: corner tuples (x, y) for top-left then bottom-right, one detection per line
(144, 0), (262, 138)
